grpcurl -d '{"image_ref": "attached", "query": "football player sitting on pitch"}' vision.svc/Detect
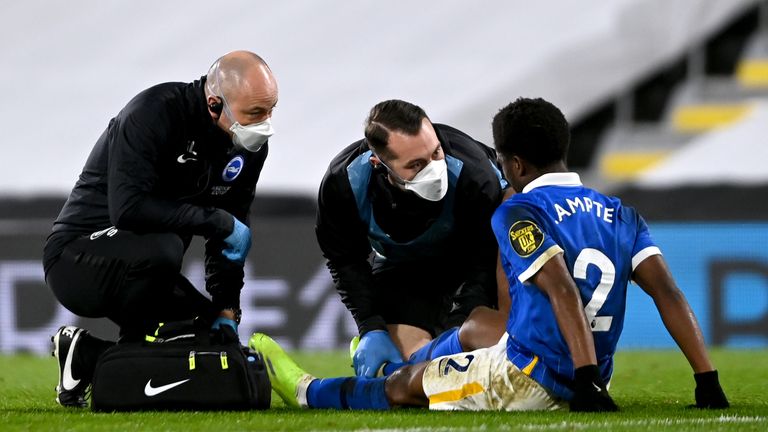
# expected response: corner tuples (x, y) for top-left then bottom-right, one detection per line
(249, 97), (729, 412)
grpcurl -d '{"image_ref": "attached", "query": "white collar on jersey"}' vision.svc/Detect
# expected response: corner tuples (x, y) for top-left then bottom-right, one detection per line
(522, 172), (582, 193)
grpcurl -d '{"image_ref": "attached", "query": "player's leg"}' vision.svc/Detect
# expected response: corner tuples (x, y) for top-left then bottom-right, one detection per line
(421, 337), (564, 411)
(386, 324), (432, 359)
(250, 332), (429, 409)
(384, 361), (430, 406)
(457, 306), (506, 351)
(359, 306), (507, 376)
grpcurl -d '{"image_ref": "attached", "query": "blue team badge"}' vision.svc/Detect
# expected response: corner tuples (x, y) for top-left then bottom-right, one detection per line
(509, 220), (544, 257)
(222, 156), (244, 182)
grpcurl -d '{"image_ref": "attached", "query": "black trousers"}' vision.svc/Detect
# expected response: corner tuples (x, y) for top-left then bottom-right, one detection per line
(45, 229), (216, 339)
(371, 257), (464, 337)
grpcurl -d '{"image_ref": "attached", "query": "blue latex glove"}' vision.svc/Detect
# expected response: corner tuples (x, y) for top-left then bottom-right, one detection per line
(353, 330), (404, 378)
(222, 217), (251, 264)
(211, 316), (238, 332)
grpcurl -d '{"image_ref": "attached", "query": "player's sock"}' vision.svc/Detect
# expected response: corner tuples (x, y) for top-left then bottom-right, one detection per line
(306, 377), (390, 410)
(408, 327), (462, 363)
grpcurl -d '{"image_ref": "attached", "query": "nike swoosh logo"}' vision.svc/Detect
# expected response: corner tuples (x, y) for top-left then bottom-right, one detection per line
(592, 382), (602, 392)
(177, 154), (197, 164)
(144, 378), (191, 397)
(61, 330), (81, 391)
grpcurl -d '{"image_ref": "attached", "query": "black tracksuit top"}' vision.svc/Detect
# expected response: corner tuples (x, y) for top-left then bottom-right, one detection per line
(45, 77), (266, 309)
(316, 123), (506, 334)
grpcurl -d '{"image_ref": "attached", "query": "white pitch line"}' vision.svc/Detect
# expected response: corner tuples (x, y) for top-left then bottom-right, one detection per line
(352, 415), (767, 432)
(516, 415), (767, 431)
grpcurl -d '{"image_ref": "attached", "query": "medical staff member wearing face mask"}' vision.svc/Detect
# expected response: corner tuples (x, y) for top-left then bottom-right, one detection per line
(316, 100), (509, 378)
(44, 51), (277, 408)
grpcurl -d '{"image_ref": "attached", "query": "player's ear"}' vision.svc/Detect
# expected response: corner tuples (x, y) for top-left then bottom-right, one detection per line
(512, 155), (525, 178)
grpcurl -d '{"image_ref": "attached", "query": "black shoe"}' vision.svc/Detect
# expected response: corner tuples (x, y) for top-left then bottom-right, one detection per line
(51, 326), (91, 408)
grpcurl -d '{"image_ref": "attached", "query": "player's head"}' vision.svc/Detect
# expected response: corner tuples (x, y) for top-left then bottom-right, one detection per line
(205, 51), (278, 152)
(492, 97), (570, 191)
(364, 100), (445, 189)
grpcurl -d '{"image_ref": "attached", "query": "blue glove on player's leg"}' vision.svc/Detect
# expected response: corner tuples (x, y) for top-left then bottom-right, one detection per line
(222, 217), (251, 264)
(352, 330), (404, 378)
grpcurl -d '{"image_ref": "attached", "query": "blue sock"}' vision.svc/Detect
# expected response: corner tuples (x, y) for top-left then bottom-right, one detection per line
(306, 377), (390, 410)
(409, 327), (462, 363)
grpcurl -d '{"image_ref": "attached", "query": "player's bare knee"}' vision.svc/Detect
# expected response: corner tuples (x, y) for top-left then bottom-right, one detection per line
(459, 306), (506, 351)
(384, 363), (429, 407)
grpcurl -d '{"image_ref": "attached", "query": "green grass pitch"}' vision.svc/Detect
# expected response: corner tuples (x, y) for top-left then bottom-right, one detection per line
(1, 349), (766, 431)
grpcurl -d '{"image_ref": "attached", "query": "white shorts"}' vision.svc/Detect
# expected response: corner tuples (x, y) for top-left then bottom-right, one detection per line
(421, 334), (564, 411)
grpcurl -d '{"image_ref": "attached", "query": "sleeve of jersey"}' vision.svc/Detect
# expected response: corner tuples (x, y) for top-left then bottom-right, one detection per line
(629, 210), (662, 271)
(492, 201), (563, 283)
(107, 108), (232, 238)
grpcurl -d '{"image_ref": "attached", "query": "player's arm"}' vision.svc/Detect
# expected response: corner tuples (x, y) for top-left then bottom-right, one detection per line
(531, 254), (597, 368)
(496, 252), (511, 316)
(530, 253), (618, 412)
(495, 188), (517, 316)
(633, 255), (729, 408)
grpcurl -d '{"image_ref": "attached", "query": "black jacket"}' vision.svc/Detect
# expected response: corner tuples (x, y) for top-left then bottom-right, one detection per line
(316, 123), (505, 334)
(45, 77), (266, 310)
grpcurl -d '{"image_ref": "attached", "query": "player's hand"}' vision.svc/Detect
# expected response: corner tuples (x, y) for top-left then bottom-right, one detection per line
(222, 216), (251, 264)
(693, 370), (729, 408)
(353, 330), (404, 378)
(569, 365), (619, 412)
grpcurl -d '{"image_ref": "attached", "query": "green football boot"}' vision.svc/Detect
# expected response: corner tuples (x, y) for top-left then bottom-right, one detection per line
(248, 333), (314, 408)
(349, 335), (360, 367)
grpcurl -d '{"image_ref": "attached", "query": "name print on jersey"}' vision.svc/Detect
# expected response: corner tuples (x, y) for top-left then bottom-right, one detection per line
(553, 196), (615, 224)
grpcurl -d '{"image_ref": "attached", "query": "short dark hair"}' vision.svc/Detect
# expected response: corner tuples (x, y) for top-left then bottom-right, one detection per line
(492, 97), (570, 168)
(364, 100), (429, 158)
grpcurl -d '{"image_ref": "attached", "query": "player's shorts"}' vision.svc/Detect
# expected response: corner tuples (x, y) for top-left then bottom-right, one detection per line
(421, 334), (564, 411)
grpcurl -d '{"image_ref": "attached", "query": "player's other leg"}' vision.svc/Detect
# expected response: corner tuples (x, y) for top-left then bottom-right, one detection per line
(359, 306), (507, 376)
(250, 333), (429, 409)
(51, 326), (113, 407)
(457, 306), (506, 351)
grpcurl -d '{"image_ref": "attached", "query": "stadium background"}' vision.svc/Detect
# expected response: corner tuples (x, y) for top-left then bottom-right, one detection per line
(0, 0), (766, 354)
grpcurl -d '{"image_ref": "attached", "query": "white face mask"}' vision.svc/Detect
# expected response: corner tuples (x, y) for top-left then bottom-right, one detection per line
(229, 117), (273, 152)
(222, 102), (274, 153)
(381, 157), (448, 202)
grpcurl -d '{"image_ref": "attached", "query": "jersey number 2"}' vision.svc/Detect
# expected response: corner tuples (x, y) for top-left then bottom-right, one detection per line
(573, 248), (615, 332)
